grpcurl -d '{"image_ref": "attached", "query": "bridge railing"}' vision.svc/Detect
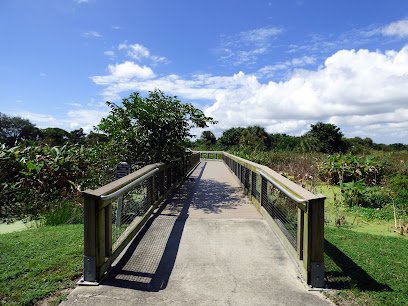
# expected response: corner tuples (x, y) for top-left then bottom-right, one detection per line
(195, 151), (325, 288)
(80, 152), (200, 284)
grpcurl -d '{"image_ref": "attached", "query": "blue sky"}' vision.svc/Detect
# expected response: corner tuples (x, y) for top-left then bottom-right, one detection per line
(1, 0), (408, 143)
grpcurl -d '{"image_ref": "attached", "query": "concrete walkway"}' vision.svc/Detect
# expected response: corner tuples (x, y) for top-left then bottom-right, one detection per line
(62, 160), (332, 306)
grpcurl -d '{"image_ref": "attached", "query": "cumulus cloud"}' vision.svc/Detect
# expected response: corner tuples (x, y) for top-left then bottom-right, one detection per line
(382, 19), (408, 37)
(19, 112), (59, 127)
(92, 46), (408, 143)
(91, 61), (155, 87)
(258, 56), (316, 78)
(118, 42), (168, 64)
(67, 109), (108, 132)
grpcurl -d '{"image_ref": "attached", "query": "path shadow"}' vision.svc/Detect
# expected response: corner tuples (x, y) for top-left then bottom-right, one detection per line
(102, 162), (207, 291)
(325, 239), (392, 292)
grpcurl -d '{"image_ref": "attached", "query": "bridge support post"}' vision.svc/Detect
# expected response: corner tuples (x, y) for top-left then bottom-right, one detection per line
(81, 191), (111, 285)
(304, 198), (325, 288)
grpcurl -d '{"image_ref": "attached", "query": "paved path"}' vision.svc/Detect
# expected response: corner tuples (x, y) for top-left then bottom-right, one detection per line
(62, 160), (332, 306)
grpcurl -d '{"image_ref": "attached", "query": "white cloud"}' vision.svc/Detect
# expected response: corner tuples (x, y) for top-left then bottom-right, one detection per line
(18, 104), (109, 134)
(67, 109), (108, 132)
(218, 26), (283, 66)
(382, 19), (408, 38)
(39, 72), (47, 77)
(92, 46), (408, 143)
(118, 42), (168, 64)
(91, 61), (155, 88)
(104, 50), (115, 57)
(258, 56), (316, 78)
(75, 0), (89, 3)
(82, 30), (102, 38)
(19, 112), (59, 127)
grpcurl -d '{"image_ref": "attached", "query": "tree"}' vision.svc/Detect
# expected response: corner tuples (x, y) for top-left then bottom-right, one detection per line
(97, 90), (216, 165)
(0, 112), (39, 146)
(85, 131), (109, 145)
(302, 122), (347, 153)
(69, 128), (86, 144)
(200, 130), (216, 145)
(239, 126), (272, 151)
(270, 133), (301, 151)
(218, 127), (245, 147)
(39, 128), (70, 146)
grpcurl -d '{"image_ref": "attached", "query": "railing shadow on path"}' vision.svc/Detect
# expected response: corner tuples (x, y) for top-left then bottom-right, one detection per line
(102, 161), (246, 292)
(324, 239), (392, 292)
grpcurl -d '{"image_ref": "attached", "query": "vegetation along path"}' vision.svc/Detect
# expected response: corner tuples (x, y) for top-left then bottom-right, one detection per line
(62, 160), (332, 306)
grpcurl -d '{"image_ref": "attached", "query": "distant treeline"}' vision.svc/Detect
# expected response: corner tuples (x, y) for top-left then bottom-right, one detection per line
(0, 112), (108, 147)
(193, 123), (408, 153)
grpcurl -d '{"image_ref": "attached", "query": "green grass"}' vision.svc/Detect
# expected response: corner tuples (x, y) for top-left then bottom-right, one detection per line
(316, 184), (407, 238)
(325, 226), (408, 305)
(0, 224), (83, 305)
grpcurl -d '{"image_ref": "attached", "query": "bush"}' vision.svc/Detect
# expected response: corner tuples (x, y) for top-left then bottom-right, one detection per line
(340, 180), (392, 209)
(0, 144), (89, 221)
(319, 154), (384, 186)
(42, 199), (83, 226)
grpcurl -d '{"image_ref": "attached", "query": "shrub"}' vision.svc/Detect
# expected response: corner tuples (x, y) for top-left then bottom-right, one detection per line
(0, 144), (88, 221)
(319, 154), (384, 186)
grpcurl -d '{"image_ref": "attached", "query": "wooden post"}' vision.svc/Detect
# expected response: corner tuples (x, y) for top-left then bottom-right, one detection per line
(83, 192), (99, 283)
(303, 197), (325, 287)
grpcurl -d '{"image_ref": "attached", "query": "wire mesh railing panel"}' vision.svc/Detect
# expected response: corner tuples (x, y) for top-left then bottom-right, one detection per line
(251, 171), (260, 201)
(244, 167), (250, 190)
(112, 179), (151, 248)
(263, 181), (298, 249)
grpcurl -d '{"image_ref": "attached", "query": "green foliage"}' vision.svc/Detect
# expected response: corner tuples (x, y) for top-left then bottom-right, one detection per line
(85, 131), (109, 145)
(0, 112), (39, 147)
(97, 90), (216, 165)
(302, 122), (347, 153)
(239, 126), (271, 152)
(0, 144), (89, 221)
(340, 180), (368, 207)
(218, 127), (245, 147)
(345, 137), (374, 154)
(42, 200), (83, 226)
(340, 181), (391, 208)
(269, 133), (301, 151)
(69, 128), (86, 145)
(319, 153), (384, 185)
(232, 150), (322, 187)
(0, 224), (83, 305)
(389, 174), (408, 215)
(39, 127), (70, 146)
(200, 130), (216, 145)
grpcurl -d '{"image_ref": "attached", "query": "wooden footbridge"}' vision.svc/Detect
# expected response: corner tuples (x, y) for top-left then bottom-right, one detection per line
(62, 152), (329, 305)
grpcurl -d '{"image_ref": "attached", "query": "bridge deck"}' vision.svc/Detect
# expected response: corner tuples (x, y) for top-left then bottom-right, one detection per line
(63, 160), (331, 306)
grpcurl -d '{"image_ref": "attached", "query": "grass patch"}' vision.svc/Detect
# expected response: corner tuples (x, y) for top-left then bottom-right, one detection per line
(316, 184), (407, 238)
(325, 226), (408, 305)
(0, 224), (83, 305)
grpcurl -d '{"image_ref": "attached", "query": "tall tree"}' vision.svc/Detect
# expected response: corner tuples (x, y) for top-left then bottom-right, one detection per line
(239, 126), (272, 151)
(218, 127), (245, 147)
(200, 130), (216, 145)
(97, 90), (216, 165)
(302, 122), (347, 153)
(0, 112), (38, 146)
(69, 128), (86, 144)
(39, 127), (70, 146)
